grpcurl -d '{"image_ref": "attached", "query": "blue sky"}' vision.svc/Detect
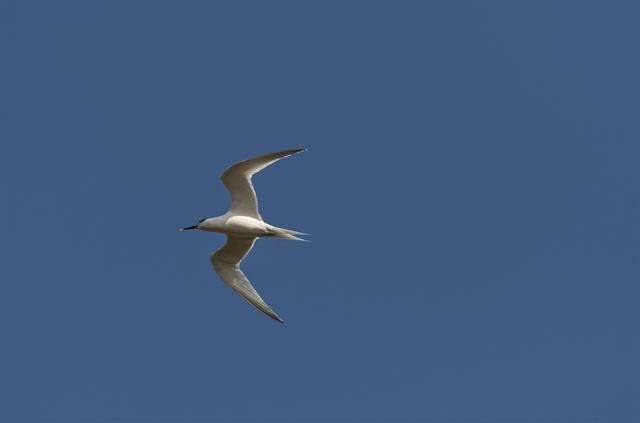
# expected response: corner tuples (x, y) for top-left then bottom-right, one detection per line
(1, 1), (638, 422)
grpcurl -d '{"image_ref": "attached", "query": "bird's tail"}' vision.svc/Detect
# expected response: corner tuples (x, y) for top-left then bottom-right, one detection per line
(268, 226), (309, 241)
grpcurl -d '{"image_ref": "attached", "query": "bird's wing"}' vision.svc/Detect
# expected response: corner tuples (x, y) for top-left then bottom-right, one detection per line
(220, 148), (305, 219)
(210, 236), (283, 323)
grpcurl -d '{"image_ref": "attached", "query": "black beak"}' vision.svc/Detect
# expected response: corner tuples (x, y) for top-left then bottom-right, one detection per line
(179, 225), (197, 231)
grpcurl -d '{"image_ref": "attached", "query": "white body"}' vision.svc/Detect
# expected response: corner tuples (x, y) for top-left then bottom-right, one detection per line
(199, 214), (272, 238)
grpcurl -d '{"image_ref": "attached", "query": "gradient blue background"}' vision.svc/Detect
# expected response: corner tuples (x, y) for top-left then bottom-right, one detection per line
(1, 1), (638, 422)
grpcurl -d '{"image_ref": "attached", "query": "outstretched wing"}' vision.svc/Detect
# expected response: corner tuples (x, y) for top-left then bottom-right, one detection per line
(220, 148), (305, 219)
(210, 236), (283, 323)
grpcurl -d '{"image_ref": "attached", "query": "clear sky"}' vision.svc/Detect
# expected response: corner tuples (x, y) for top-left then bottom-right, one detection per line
(1, 1), (638, 422)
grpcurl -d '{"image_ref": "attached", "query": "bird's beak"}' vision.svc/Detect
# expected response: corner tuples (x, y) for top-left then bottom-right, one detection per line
(179, 225), (197, 231)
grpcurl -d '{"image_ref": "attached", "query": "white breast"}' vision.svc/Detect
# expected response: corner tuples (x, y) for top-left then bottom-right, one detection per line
(224, 215), (269, 237)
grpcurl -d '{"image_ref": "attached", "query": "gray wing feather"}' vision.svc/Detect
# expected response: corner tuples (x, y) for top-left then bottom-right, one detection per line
(210, 236), (283, 323)
(220, 148), (305, 219)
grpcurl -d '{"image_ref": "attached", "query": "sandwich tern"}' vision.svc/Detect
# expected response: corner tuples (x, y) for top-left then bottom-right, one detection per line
(180, 148), (307, 323)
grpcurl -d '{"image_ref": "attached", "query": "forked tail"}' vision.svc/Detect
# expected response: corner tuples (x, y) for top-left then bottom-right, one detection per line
(268, 226), (309, 241)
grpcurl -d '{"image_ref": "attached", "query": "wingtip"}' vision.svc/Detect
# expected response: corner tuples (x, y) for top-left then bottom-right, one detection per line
(273, 312), (285, 323)
(271, 314), (284, 324)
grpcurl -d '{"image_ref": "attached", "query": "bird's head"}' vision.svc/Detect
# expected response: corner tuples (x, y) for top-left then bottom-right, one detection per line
(179, 217), (207, 231)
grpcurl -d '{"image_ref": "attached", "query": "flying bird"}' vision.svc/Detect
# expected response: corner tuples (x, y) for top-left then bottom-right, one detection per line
(180, 148), (307, 323)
